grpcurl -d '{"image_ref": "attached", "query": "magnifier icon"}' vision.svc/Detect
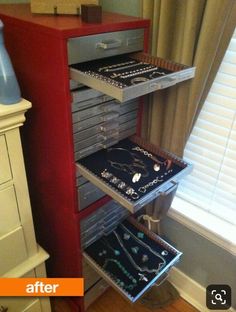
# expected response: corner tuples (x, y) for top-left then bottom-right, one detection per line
(215, 293), (223, 301)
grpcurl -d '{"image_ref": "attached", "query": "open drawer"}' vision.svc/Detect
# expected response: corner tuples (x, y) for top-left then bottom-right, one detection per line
(70, 52), (195, 102)
(76, 135), (192, 213)
(83, 216), (182, 302)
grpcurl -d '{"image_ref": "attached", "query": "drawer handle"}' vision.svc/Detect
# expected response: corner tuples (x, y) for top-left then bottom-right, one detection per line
(96, 39), (122, 50)
(0, 306), (8, 312)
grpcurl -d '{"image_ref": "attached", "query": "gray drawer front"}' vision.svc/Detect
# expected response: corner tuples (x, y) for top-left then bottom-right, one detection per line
(68, 29), (144, 65)
(80, 200), (130, 248)
(78, 181), (105, 211)
(84, 278), (108, 310)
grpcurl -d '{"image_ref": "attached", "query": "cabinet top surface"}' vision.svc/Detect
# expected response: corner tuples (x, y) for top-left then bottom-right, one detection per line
(0, 4), (149, 38)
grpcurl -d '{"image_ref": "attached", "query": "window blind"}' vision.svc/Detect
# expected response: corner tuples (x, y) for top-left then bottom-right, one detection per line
(177, 29), (236, 226)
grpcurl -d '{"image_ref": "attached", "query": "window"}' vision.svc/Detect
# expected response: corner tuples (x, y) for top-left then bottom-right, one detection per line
(177, 29), (236, 226)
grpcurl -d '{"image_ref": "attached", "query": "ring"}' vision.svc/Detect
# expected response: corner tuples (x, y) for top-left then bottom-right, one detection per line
(131, 77), (149, 85)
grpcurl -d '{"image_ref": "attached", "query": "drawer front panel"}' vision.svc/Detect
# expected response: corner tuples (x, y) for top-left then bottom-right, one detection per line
(0, 227), (28, 275)
(68, 29), (144, 64)
(0, 185), (20, 237)
(0, 298), (41, 312)
(84, 278), (109, 310)
(83, 260), (101, 291)
(0, 135), (12, 185)
(78, 181), (105, 211)
(80, 200), (130, 248)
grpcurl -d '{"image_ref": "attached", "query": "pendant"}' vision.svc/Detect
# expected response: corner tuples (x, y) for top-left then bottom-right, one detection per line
(161, 250), (168, 256)
(142, 254), (149, 263)
(131, 246), (139, 254)
(153, 163), (160, 172)
(123, 233), (130, 240)
(137, 232), (145, 239)
(132, 172), (141, 183)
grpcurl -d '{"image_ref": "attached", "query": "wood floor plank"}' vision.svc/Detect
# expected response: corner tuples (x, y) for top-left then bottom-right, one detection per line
(51, 288), (199, 312)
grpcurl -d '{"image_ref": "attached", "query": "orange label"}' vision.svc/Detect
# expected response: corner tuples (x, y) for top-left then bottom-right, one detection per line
(0, 278), (84, 296)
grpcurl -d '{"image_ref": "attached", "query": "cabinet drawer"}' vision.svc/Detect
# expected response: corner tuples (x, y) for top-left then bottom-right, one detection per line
(78, 181), (105, 211)
(68, 29), (144, 65)
(76, 135), (192, 214)
(0, 135), (12, 185)
(0, 227), (28, 275)
(70, 52), (195, 102)
(0, 185), (20, 237)
(0, 298), (41, 312)
(83, 217), (182, 303)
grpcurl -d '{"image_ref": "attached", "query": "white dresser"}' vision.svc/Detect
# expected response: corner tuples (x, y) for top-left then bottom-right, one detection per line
(0, 99), (51, 312)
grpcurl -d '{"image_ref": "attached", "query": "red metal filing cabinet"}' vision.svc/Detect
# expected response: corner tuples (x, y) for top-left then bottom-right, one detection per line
(0, 4), (195, 311)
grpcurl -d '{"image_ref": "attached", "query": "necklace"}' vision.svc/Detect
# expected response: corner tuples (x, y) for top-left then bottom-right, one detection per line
(113, 230), (165, 274)
(103, 258), (137, 290)
(101, 238), (120, 256)
(98, 60), (136, 72)
(107, 148), (149, 182)
(120, 223), (167, 265)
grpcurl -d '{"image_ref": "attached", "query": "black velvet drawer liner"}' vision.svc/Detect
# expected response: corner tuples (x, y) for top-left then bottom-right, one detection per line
(78, 137), (186, 203)
(84, 217), (182, 302)
(70, 54), (173, 88)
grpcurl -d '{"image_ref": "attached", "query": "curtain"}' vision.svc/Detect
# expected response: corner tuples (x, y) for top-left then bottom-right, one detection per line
(140, 0), (236, 233)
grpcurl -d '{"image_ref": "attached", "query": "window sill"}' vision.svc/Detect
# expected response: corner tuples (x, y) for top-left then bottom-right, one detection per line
(168, 197), (236, 256)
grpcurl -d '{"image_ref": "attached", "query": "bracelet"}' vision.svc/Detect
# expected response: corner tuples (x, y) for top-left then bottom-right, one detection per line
(101, 169), (140, 200)
(98, 60), (136, 72)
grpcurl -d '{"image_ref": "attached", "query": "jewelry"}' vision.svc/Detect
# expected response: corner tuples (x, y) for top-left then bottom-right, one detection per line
(123, 233), (130, 240)
(149, 70), (166, 78)
(120, 223), (166, 267)
(99, 250), (107, 256)
(98, 60), (136, 72)
(110, 65), (153, 79)
(84, 71), (126, 89)
(113, 230), (166, 274)
(137, 232), (145, 239)
(131, 77), (149, 85)
(107, 147), (149, 181)
(100, 170), (140, 200)
(142, 255), (149, 263)
(132, 146), (173, 170)
(101, 238), (120, 256)
(138, 177), (164, 193)
(161, 250), (168, 256)
(138, 273), (148, 282)
(131, 246), (139, 254)
(103, 258), (138, 290)
(120, 67), (159, 79)
(105, 62), (146, 73)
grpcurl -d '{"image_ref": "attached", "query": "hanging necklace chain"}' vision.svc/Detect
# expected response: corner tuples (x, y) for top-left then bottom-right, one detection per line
(113, 230), (166, 274)
(120, 223), (167, 264)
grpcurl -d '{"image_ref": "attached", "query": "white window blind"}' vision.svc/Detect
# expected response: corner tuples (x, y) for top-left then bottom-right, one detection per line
(177, 29), (236, 226)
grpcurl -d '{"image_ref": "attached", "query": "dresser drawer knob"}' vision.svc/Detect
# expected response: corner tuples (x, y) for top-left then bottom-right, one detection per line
(0, 306), (8, 312)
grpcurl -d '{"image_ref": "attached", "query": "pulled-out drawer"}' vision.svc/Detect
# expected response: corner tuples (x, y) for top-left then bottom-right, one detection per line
(83, 216), (182, 302)
(78, 181), (105, 211)
(70, 52), (195, 102)
(76, 135), (192, 213)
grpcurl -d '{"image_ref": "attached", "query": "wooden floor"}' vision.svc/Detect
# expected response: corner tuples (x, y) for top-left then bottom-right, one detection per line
(52, 288), (199, 312)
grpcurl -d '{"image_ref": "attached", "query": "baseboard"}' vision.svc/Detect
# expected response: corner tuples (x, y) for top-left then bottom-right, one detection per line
(168, 267), (235, 312)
